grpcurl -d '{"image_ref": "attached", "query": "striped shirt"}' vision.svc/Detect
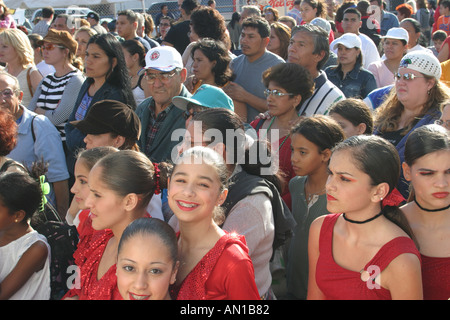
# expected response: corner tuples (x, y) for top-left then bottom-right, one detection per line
(36, 70), (78, 140)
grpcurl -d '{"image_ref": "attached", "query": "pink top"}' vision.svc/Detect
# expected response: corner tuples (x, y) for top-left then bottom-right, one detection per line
(0, 15), (16, 29)
(367, 60), (394, 88)
(421, 254), (450, 300)
(316, 213), (421, 300)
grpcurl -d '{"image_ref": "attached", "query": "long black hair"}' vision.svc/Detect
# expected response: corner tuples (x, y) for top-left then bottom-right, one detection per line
(87, 33), (136, 109)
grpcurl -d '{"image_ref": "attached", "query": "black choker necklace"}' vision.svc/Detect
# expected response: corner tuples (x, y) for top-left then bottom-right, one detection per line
(413, 196), (450, 212)
(342, 211), (383, 224)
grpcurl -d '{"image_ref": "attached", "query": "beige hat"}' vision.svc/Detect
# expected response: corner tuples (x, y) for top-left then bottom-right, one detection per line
(37, 29), (78, 55)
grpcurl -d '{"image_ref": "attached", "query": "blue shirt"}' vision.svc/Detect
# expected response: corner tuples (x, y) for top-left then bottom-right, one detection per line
(380, 10), (399, 36)
(324, 63), (377, 99)
(8, 106), (69, 206)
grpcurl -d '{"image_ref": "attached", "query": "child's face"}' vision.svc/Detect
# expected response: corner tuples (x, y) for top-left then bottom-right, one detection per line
(116, 233), (178, 300)
(326, 149), (379, 214)
(290, 133), (328, 177)
(71, 158), (91, 210)
(168, 161), (227, 224)
(440, 4), (450, 15)
(433, 39), (444, 52)
(402, 149), (450, 210)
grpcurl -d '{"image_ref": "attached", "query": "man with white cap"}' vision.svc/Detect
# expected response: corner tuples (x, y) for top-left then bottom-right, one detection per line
(330, 7), (381, 69)
(368, 27), (409, 87)
(135, 46), (192, 162)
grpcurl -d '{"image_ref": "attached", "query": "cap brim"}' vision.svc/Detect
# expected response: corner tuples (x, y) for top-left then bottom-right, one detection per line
(144, 66), (179, 72)
(381, 35), (407, 40)
(70, 119), (110, 135)
(172, 96), (202, 111)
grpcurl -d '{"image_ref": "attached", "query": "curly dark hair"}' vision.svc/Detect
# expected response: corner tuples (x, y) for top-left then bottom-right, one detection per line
(0, 108), (17, 157)
(262, 63), (315, 111)
(191, 38), (232, 86)
(190, 6), (227, 42)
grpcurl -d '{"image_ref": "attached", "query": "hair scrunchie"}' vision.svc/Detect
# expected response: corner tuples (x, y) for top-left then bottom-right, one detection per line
(153, 162), (161, 195)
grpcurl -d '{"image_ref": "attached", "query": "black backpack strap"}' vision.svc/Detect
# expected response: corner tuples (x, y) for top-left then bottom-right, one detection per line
(0, 159), (26, 173)
(31, 115), (37, 142)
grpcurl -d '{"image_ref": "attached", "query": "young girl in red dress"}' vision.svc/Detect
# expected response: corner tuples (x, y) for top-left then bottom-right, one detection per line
(66, 146), (119, 235)
(116, 217), (179, 300)
(168, 146), (260, 300)
(308, 135), (423, 300)
(63, 150), (171, 300)
(401, 124), (450, 300)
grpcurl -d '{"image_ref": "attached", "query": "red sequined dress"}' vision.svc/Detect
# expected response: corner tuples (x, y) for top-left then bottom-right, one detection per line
(170, 232), (260, 300)
(62, 216), (117, 300)
(315, 213), (421, 300)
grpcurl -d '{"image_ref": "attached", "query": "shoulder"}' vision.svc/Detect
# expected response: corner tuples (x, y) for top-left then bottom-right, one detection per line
(289, 175), (306, 189)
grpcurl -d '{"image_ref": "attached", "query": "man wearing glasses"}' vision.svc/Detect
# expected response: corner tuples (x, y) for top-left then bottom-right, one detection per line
(135, 46), (192, 163)
(0, 71), (69, 217)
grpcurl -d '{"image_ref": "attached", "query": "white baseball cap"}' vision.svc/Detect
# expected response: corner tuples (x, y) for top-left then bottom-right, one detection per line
(381, 27), (409, 43)
(144, 46), (183, 72)
(310, 18), (331, 35)
(399, 51), (442, 80)
(332, 33), (362, 50)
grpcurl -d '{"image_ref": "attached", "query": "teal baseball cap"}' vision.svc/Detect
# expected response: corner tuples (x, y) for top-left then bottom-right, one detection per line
(172, 84), (234, 111)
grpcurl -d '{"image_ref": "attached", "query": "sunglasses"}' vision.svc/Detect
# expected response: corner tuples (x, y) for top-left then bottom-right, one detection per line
(41, 43), (66, 51)
(394, 72), (425, 81)
(264, 89), (294, 98)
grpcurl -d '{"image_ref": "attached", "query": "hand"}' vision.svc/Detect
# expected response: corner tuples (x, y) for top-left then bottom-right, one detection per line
(222, 81), (247, 102)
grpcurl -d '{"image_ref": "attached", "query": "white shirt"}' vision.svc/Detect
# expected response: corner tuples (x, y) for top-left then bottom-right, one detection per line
(0, 231), (50, 300)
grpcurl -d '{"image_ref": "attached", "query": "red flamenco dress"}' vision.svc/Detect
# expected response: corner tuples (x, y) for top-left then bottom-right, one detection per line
(62, 216), (117, 300)
(170, 232), (260, 300)
(62, 214), (149, 300)
(315, 213), (421, 300)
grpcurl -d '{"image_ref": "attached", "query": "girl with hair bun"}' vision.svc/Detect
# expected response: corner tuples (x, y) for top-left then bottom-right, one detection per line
(168, 146), (260, 300)
(308, 135), (423, 300)
(116, 217), (179, 300)
(401, 124), (450, 300)
(63, 150), (172, 300)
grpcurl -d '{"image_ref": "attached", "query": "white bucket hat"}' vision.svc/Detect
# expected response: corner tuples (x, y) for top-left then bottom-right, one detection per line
(399, 51), (442, 80)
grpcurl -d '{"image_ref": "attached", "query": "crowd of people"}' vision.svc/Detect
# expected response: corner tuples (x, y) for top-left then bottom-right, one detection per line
(0, 0), (448, 302)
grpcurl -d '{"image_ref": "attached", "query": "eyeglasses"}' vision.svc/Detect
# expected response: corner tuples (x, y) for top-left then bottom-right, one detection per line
(41, 43), (66, 51)
(394, 72), (425, 81)
(0, 88), (17, 98)
(435, 119), (450, 129)
(145, 70), (179, 84)
(264, 89), (294, 98)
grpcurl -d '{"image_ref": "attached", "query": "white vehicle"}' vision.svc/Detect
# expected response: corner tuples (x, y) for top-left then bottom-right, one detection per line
(31, 7), (92, 24)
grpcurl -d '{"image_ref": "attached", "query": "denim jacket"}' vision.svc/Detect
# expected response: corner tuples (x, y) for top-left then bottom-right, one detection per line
(325, 63), (377, 99)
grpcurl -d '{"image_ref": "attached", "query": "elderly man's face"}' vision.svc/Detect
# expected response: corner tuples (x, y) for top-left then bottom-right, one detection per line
(145, 68), (186, 110)
(0, 75), (23, 119)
